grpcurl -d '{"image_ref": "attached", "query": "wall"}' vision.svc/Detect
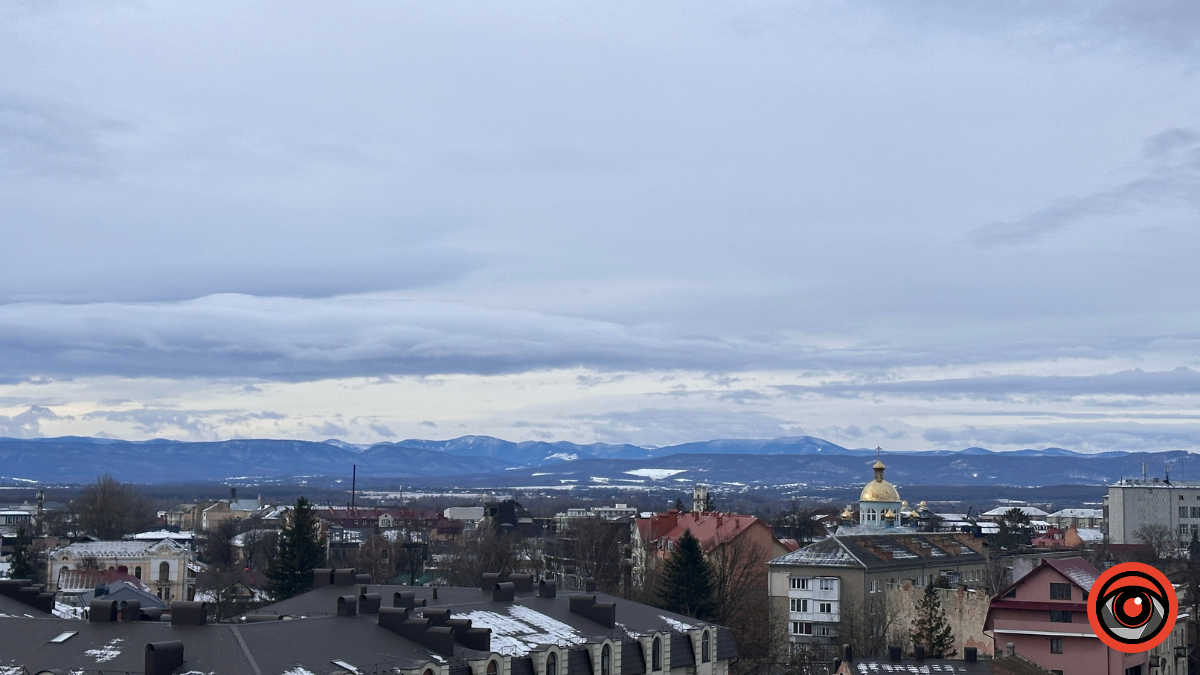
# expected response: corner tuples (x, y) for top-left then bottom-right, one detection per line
(885, 582), (992, 656)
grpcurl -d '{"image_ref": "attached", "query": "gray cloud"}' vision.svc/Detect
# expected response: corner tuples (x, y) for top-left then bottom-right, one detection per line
(921, 422), (1200, 452)
(775, 368), (1200, 401)
(310, 421), (349, 438)
(574, 408), (797, 446)
(82, 408), (216, 437)
(0, 92), (124, 178)
(0, 405), (65, 438)
(369, 423), (396, 438)
(971, 127), (1200, 247)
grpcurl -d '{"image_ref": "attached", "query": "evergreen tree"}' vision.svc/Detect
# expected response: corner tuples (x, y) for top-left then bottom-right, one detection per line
(265, 497), (326, 600)
(1189, 531), (1200, 566)
(657, 529), (716, 619)
(9, 527), (36, 581)
(911, 580), (956, 658)
(674, 497), (685, 511)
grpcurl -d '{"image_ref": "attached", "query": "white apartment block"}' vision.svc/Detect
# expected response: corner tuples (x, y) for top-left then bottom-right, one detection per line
(1106, 478), (1200, 544)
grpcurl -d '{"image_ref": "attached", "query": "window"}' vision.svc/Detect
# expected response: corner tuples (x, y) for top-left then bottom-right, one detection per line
(134, 566), (142, 579)
(488, 661), (499, 675)
(1181, 525), (1191, 540)
(790, 598), (808, 612)
(1125, 666), (1142, 675)
(814, 625), (834, 637)
(1049, 583), (1071, 600)
(869, 580), (878, 593)
(818, 602), (832, 614)
(1050, 610), (1072, 623)
(819, 579), (835, 591)
(1051, 671), (1064, 675)
(1050, 638), (1063, 654)
(548, 652), (558, 675)
(159, 562), (170, 581)
(702, 632), (710, 663)
(652, 639), (662, 671)
(425, 670), (436, 675)
(790, 622), (813, 635)
(602, 644), (612, 675)
(1181, 506), (1189, 518)
(1192, 507), (1200, 519)
(790, 578), (810, 590)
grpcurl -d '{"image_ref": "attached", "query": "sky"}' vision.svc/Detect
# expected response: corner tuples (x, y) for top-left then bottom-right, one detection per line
(2, 1), (1200, 451)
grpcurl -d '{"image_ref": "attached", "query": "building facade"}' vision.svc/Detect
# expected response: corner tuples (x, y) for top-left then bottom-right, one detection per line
(1105, 478), (1200, 545)
(984, 557), (1160, 675)
(46, 539), (195, 602)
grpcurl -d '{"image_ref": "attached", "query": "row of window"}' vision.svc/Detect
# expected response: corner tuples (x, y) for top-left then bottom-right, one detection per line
(789, 599), (834, 613)
(788, 577), (836, 590)
(789, 622), (834, 637)
(1178, 507), (1200, 519)
(1179, 524), (1200, 540)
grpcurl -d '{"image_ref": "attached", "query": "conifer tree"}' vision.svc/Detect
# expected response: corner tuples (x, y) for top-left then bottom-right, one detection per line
(657, 529), (715, 619)
(265, 497), (326, 600)
(911, 580), (956, 658)
(10, 527), (36, 581)
(1189, 530), (1200, 566)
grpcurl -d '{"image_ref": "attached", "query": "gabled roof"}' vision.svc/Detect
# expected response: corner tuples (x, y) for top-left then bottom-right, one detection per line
(635, 511), (775, 554)
(50, 539), (185, 559)
(770, 533), (985, 570)
(1042, 557), (1100, 591)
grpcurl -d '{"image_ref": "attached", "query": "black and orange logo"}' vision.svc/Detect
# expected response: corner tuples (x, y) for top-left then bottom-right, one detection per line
(1087, 562), (1177, 653)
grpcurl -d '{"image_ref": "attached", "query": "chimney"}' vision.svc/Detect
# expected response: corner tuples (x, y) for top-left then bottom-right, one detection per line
(842, 644), (853, 664)
(336, 595), (358, 617)
(964, 647), (977, 663)
(394, 591), (426, 609)
(424, 608), (452, 626)
(481, 573), (502, 592)
(888, 646), (901, 662)
(539, 579), (557, 598)
(313, 568), (334, 588)
(89, 599), (118, 623)
(333, 568), (357, 586)
(509, 573), (534, 592)
(230, 486), (237, 501)
(584, 578), (597, 593)
(118, 600), (142, 622)
(493, 582), (516, 602)
(1006, 642), (1015, 656)
(359, 591), (382, 614)
(568, 594), (616, 628)
(145, 641), (185, 675)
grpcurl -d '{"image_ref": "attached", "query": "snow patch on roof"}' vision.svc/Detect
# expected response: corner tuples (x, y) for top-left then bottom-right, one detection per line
(460, 606), (586, 655)
(84, 637), (124, 663)
(659, 616), (693, 631)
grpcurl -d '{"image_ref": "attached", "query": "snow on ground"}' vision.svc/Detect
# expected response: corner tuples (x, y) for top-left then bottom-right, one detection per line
(624, 469), (687, 480)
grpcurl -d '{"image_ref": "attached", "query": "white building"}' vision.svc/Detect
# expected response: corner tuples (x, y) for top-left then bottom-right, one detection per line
(46, 539), (195, 602)
(1106, 478), (1200, 544)
(1046, 508), (1104, 530)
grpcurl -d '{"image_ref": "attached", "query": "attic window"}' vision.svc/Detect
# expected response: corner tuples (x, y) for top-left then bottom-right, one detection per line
(331, 660), (359, 673)
(49, 631), (77, 643)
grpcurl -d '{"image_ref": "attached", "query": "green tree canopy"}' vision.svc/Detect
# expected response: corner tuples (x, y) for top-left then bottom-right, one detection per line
(265, 497), (326, 600)
(911, 580), (957, 659)
(657, 528), (715, 619)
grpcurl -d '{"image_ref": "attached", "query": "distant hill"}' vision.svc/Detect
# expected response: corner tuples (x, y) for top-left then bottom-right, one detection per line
(0, 433), (1184, 486)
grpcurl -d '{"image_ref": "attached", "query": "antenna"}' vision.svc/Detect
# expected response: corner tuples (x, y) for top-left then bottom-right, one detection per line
(351, 464), (357, 509)
(1143, 463), (1148, 482)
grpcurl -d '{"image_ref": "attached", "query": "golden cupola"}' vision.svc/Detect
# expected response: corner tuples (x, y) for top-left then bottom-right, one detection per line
(858, 459), (901, 503)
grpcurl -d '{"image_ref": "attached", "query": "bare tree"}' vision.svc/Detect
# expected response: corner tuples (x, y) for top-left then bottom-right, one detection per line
(74, 475), (154, 540)
(564, 517), (628, 592)
(709, 532), (771, 662)
(202, 518), (239, 570)
(838, 593), (897, 660)
(349, 535), (400, 583)
(1134, 523), (1177, 562)
(443, 528), (520, 587)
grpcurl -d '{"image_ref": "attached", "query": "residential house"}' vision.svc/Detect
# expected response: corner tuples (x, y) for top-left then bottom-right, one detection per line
(46, 539), (195, 603)
(1045, 509), (1104, 531)
(983, 557), (1163, 675)
(981, 506), (1051, 522)
(200, 490), (265, 532)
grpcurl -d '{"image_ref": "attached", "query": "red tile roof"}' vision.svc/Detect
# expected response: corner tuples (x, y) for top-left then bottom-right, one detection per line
(636, 510), (773, 553)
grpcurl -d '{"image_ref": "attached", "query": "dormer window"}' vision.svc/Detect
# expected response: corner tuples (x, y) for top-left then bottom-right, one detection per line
(601, 644), (612, 675)
(701, 631), (710, 663)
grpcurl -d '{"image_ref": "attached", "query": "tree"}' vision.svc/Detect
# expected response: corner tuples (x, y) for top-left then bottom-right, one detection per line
(1190, 531), (1200, 566)
(443, 527), (520, 587)
(994, 507), (1033, 550)
(202, 518), (240, 570)
(657, 529), (715, 619)
(709, 532), (769, 662)
(265, 498), (325, 600)
(1134, 523), (1176, 562)
(911, 581), (956, 659)
(674, 497), (685, 512)
(9, 527), (36, 581)
(74, 475), (154, 540)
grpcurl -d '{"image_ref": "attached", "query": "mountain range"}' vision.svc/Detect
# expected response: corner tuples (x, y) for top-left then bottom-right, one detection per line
(0, 434), (1189, 487)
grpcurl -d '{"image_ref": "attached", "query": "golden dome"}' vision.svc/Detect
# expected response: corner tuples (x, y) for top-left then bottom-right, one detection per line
(840, 507), (854, 520)
(859, 459), (901, 503)
(884, 509), (896, 519)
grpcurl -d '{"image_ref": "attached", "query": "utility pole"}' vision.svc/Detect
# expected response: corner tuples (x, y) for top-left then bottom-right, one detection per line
(351, 464), (356, 510)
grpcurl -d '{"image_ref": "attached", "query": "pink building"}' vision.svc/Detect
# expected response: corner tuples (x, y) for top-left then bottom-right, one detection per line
(984, 558), (1147, 675)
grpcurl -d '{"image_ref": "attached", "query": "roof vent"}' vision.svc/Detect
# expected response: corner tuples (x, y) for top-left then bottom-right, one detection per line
(888, 646), (901, 662)
(313, 568), (334, 588)
(424, 608), (452, 626)
(145, 641), (185, 675)
(509, 574), (534, 592)
(359, 592), (382, 614)
(481, 573), (502, 591)
(337, 595), (358, 617)
(584, 578), (597, 593)
(493, 582), (516, 602)
(914, 645), (925, 661)
(964, 647), (977, 663)
(355, 573), (372, 584)
(169, 601), (208, 626)
(394, 591), (426, 609)
(119, 600), (142, 622)
(446, 617), (490, 651)
(539, 579), (557, 599)
(568, 594), (615, 628)
(333, 569), (358, 585)
(90, 599), (118, 623)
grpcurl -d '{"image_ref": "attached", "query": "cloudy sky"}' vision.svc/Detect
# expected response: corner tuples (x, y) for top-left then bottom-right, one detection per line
(2, 1), (1200, 451)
